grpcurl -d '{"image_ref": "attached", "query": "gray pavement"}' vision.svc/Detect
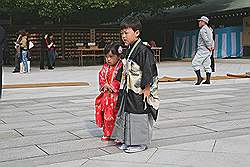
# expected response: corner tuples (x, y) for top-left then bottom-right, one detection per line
(1, 60), (250, 167)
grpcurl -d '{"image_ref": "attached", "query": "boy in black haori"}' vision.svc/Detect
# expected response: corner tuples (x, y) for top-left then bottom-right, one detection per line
(112, 16), (160, 153)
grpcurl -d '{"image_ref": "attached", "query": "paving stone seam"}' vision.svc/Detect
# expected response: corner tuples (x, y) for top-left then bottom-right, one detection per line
(43, 120), (55, 126)
(166, 103), (233, 112)
(14, 128), (90, 138)
(98, 147), (112, 155)
(0, 122), (54, 131)
(3, 122), (56, 131)
(0, 152), (48, 163)
(205, 114), (250, 122)
(0, 147), (109, 163)
(0, 137), (86, 151)
(145, 147), (159, 163)
(157, 147), (250, 156)
(197, 118), (250, 128)
(153, 121), (216, 130)
(157, 147), (217, 153)
(194, 125), (218, 132)
(161, 111), (249, 123)
(151, 128), (250, 147)
(12, 125), (99, 137)
(80, 159), (90, 166)
(67, 131), (83, 139)
(2, 82), (249, 102)
(0, 94), (98, 102)
(0, 148), (108, 165)
(47, 104), (57, 110)
(211, 140), (217, 152)
(154, 130), (216, 140)
(153, 116), (250, 130)
(25, 110), (35, 115)
(13, 129), (24, 137)
(51, 144), (120, 155)
(43, 118), (95, 125)
(64, 111), (81, 117)
(1, 115), (82, 124)
(163, 113), (228, 120)
(2, 114), (250, 137)
(35, 144), (50, 155)
(0, 120), (6, 124)
(88, 157), (190, 167)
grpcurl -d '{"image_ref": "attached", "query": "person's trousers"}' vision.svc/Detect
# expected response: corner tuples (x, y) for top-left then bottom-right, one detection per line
(21, 50), (28, 73)
(13, 52), (20, 71)
(48, 50), (56, 68)
(40, 50), (45, 69)
(192, 51), (212, 73)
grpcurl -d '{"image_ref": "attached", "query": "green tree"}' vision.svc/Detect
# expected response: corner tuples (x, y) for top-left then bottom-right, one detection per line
(0, 0), (200, 22)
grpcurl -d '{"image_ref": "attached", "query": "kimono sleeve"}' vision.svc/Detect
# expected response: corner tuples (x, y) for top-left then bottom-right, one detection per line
(98, 64), (107, 91)
(110, 64), (123, 93)
(138, 47), (158, 90)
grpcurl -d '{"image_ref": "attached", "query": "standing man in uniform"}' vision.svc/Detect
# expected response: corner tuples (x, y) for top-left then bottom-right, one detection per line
(192, 16), (214, 85)
(0, 25), (6, 98)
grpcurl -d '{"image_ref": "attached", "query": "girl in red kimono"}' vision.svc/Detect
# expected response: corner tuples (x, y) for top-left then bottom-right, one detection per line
(95, 43), (123, 141)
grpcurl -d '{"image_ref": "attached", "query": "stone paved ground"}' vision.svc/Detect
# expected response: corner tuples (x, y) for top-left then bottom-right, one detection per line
(1, 60), (250, 167)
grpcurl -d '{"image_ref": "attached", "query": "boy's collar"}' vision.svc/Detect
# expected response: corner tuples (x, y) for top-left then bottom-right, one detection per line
(129, 38), (140, 47)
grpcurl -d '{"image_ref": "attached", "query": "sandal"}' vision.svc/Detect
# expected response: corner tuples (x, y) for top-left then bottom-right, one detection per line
(114, 139), (122, 145)
(101, 136), (110, 141)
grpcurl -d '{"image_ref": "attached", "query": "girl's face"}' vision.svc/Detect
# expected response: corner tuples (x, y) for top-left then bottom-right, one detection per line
(105, 51), (119, 66)
(120, 27), (140, 46)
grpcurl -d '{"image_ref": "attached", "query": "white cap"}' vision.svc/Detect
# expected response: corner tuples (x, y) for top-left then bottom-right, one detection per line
(198, 16), (209, 24)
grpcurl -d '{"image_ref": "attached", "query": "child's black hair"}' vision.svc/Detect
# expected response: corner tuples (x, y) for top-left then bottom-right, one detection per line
(104, 42), (122, 56)
(120, 16), (142, 32)
(19, 29), (27, 36)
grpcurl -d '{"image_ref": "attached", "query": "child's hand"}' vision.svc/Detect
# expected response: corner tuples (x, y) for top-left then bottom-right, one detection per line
(103, 83), (111, 91)
(143, 84), (150, 101)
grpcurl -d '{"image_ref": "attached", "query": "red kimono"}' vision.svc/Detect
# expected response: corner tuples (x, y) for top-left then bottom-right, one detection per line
(95, 60), (122, 137)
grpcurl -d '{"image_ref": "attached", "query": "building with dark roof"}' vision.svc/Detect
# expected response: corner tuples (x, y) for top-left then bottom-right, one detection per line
(142, 0), (250, 59)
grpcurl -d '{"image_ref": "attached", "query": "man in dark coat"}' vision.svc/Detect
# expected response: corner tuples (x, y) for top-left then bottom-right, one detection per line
(0, 25), (6, 99)
(40, 34), (48, 70)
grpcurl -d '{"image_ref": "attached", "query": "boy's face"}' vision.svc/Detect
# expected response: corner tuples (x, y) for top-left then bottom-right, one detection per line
(121, 28), (140, 46)
(105, 51), (119, 66)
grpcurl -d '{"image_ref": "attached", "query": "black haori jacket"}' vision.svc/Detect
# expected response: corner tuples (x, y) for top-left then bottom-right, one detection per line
(116, 39), (160, 121)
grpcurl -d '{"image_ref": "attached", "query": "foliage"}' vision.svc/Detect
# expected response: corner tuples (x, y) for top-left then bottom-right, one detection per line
(0, 0), (201, 22)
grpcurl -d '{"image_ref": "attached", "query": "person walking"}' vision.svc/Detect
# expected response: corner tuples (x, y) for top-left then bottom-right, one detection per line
(192, 16), (214, 85)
